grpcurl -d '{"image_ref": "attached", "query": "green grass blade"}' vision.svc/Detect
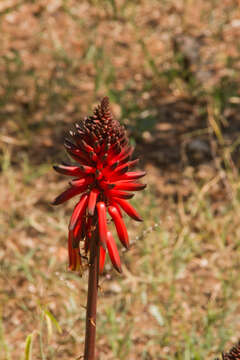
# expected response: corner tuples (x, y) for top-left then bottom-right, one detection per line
(44, 309), (62, 335)
(24, 333), (34, 360)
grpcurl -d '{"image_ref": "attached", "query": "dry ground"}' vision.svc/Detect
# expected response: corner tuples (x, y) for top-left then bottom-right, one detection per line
(1, 1), (240, 359)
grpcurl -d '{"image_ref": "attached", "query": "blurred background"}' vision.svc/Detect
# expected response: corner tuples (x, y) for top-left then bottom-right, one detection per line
(1, 0), (240, 359)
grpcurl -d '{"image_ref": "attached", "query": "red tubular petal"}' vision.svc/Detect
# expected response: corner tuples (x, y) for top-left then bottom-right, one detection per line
(96, 202), (108, 248)
(118, 155), (130, 166)
(99, 246), (106, 274)
(93, 140), (101, 153)
(95, 169), (103, 180)
(119, 171), (146, 180)
(107, 189), (134, 199)
(108, 206), (129, 249)
(89, 151), (98, 162)
(103, 141), (111, 153)
(99, 153), (108, 166)
(81, 139), (94, 153)
(73, 214), (90, 245)
(108, 146), (133, 164)
(78, 165), (95, 174)
(72, 226), (82, 247)
(74, 137), (95, 154)
(119, 145), (134, 159)
(113, 159), (139, 175)
(70, 177), (91, 187)
(53, 164), (85, 177)
(88, 188), (100, 216)
(114, 198), (143, 221)
(110, 161), (119, 171)
(68, 153), (93, 166)
(106, 231), (122, 273)
(52, 185), (88, 205)
(113, 165), (129, 176)
(72, 217), (84, 246)
(99, 180), (115, 190)
(68, 194), (88, 231)
(114, 181), (146, 191)
(66, 147), (94, 166)
(111, 202), (123, 217)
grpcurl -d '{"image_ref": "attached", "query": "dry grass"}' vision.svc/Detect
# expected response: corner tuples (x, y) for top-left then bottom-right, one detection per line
(1, 0), (240, 359)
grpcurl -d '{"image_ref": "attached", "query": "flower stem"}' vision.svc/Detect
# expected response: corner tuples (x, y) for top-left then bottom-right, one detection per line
(84, 228), (100, 360)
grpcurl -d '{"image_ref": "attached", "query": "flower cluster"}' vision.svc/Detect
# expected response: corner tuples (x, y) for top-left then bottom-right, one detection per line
(52, 97), (146, 273)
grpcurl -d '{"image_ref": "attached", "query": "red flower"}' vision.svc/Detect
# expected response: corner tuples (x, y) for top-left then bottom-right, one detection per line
(52, 97), (146, 273)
